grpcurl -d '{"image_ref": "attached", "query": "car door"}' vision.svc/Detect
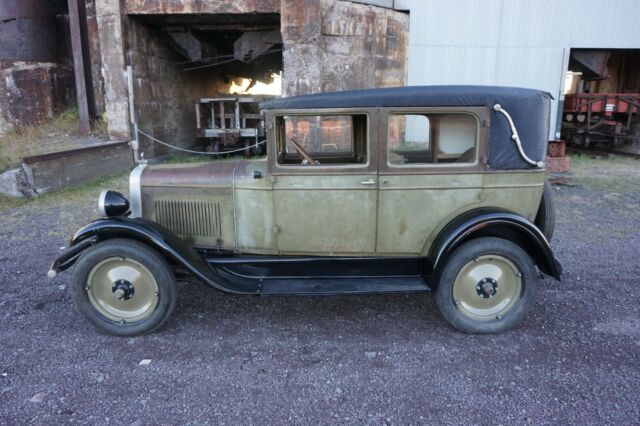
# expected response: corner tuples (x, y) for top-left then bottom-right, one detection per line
(269, 109), (379, 255)
(376, 107), (488, 255)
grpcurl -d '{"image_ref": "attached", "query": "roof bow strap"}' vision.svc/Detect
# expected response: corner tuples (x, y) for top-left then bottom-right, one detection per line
(493, 104), (544, 168)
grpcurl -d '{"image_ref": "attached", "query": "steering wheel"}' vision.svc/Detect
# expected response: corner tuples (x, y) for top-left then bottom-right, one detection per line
(289, 138), (319, 165)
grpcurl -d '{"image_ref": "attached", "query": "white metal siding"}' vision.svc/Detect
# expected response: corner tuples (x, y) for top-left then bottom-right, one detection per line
(395, 0), (640, 139)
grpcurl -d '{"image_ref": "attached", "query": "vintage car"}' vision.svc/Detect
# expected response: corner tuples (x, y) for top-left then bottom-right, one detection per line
(49, 86), (561, 336)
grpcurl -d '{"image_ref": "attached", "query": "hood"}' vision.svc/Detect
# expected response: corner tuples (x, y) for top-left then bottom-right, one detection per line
(140, 159), (266, 188)
(133, 159), (268, 250)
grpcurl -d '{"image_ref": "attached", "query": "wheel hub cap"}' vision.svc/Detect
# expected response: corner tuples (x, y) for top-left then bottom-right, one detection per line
(86, 257), (159, 323)
(453, 255), (522, 321)
(112, 279), (135, 300)
(476, 278), (498, 298)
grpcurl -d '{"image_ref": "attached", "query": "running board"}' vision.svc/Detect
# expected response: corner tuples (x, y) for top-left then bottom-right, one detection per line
(258, 277), (430, 296)
(206, 255), (432, 279)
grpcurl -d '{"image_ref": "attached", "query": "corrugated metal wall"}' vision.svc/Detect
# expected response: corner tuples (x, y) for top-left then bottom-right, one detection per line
(394, 0), (640, 139)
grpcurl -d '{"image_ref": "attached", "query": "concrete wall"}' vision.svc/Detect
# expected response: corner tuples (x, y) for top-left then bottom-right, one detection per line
(0, 0), (75, 134)
(124, 0), (280, 14)
(94, 0), (409, 151)
(95, 0), (130, 140)
(0, 62), (75, 134)
(282, 0), (408, 96)
(394, 0), (640, 139)
(86, 1), (107, 116)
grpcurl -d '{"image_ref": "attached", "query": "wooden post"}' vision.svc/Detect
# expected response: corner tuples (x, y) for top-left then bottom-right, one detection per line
(219, 102), (226, 129)
(67, 0), (91, 134)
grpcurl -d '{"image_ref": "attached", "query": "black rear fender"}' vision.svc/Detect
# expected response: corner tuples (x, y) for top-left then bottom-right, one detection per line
(429, 209), (562, 283)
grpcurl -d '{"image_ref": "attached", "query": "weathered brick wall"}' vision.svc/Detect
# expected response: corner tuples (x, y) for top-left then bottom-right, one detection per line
(281, 0), (408, 96)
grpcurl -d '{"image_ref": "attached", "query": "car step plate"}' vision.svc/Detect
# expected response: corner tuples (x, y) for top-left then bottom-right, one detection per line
(259, 277), (430, 296)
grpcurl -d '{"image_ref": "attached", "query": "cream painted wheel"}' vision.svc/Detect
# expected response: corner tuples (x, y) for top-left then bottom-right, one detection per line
(452, 255), (522, 321)
(86, 257), (159, 323)
(435, 237), (538, 334)
(70, 239), (177, 336)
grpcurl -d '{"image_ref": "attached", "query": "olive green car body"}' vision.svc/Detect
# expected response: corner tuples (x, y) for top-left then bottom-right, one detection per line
(51, 86), (562, 335)
(137, 105), (543, 258)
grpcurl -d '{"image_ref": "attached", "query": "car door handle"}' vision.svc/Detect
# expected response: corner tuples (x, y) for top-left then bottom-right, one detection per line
(360, 179), (376, 185)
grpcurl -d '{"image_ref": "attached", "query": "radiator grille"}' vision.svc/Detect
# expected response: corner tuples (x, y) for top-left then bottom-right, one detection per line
(154, 199), (222, 238)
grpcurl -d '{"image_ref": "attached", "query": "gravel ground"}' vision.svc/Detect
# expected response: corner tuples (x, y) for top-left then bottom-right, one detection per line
(1, 156), (639, 425)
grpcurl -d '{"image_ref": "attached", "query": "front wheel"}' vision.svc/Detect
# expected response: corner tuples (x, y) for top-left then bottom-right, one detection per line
(70, 239), (177, 336)
(435, 237), (538, 334)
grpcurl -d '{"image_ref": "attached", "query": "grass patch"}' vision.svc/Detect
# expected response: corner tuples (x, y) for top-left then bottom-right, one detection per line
(0, 108), (109, 172)
(567, 153), (640, 193)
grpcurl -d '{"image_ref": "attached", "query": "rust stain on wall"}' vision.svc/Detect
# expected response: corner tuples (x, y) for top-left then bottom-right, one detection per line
(0, 0), (75, 133)
(124, 0), (280, 15)
(282, 0), (408, 96)
(0, 61), (75, 131)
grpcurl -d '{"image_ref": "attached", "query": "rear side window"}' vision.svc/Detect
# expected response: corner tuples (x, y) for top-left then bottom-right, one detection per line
(276, 114), (368, 166)
(387, 113), (477, 165)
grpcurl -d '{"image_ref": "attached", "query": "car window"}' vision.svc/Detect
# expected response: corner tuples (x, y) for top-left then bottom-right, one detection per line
(388, 113), (477, 165)
(276, 114), (367, 166)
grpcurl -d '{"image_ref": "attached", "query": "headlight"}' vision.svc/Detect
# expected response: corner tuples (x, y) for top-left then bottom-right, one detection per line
(99, 190), (130, 217)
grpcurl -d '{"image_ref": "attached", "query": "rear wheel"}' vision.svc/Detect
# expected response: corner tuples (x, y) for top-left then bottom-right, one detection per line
(435, 237), (538, 334)
(70, 239), (177, 336)
(535, 179), (555, 241)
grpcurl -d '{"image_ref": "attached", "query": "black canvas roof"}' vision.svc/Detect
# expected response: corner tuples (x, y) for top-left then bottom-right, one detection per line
(261, 86), (553, 170)
(260, 85), (551, 110)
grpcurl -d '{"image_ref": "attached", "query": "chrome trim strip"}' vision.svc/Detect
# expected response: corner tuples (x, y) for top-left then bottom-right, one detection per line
(98, 189), (108, 217)
(231, 161), (242, 253)
(493, 104), (544, 168)
(129, 164), (147, 218)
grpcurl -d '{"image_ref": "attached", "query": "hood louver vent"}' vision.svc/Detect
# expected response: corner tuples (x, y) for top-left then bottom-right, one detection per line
(154, 199), (223, 239)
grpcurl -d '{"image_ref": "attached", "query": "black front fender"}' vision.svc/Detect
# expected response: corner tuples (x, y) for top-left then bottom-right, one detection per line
(430, 209), (562, 281)
(49, 217), (255, 294)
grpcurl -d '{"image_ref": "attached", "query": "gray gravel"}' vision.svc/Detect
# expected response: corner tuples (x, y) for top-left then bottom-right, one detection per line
(1, 172), (639, 424)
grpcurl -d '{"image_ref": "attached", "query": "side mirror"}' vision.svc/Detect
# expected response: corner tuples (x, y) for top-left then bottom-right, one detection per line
(253, 170), (263, 179)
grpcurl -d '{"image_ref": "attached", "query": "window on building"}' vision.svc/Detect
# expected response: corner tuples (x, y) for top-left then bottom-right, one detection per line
(276, 114), (368, 166)
(387, 113), (477, 165)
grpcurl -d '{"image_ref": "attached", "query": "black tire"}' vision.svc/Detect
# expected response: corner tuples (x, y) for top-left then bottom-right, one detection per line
(435, 237), (538, 334)
(535, 179), (555, 241)
(70, 239), (177, 336)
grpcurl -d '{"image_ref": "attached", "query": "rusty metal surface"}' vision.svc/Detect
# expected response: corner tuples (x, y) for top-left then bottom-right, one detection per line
(0, 62), (75, 129)
(22, 141), (129, 164)
(124, 0), (280, 15)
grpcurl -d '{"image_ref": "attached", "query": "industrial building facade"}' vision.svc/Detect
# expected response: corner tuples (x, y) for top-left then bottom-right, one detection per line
(1, 0), (639, 157)
(396, 0), (640, 141)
